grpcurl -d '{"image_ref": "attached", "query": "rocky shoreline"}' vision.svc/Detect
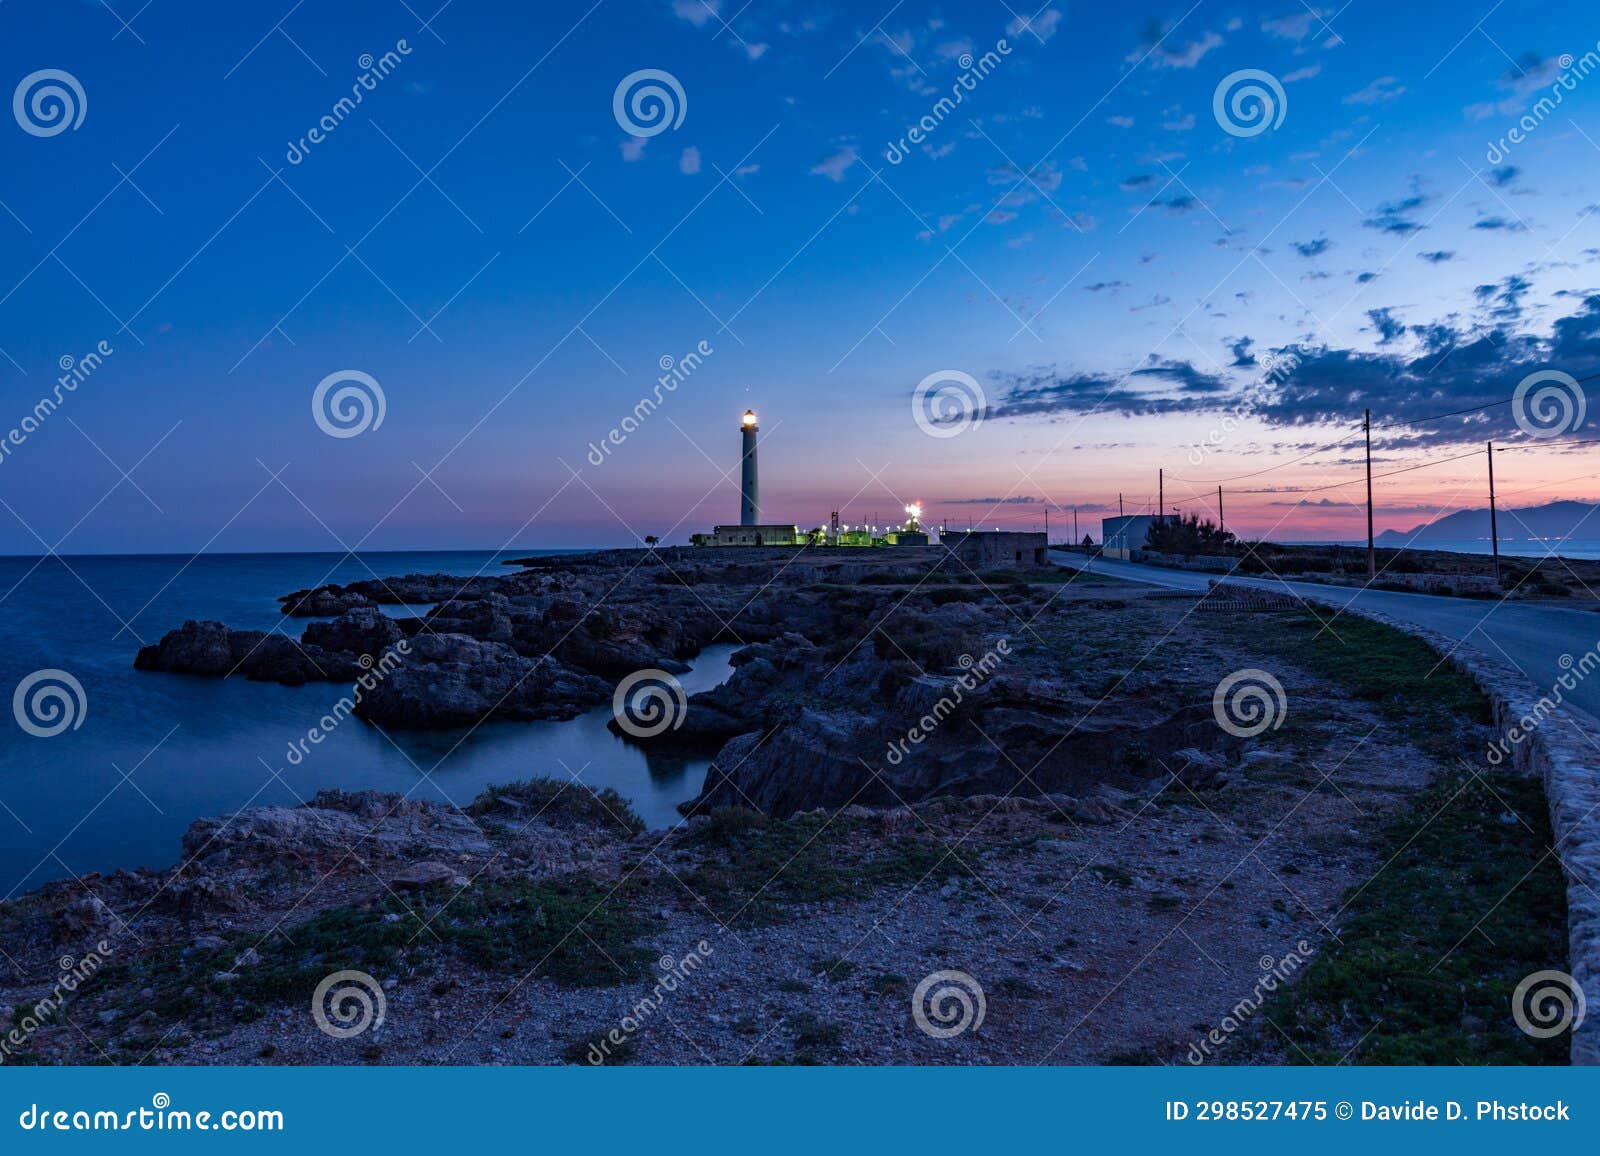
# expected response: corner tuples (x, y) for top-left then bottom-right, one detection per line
(0, 547), (1568, 1064)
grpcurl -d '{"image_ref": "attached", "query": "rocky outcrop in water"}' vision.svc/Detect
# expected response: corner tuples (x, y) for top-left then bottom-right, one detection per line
(133, 619), (364, 685)
(352, 632), (610, 727)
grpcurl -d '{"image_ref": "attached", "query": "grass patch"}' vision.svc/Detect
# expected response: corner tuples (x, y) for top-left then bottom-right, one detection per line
(678, 808), (972, 926)
(467, 778), (644, 837)
(1242, 610), (1491, 756)
(1260, 770), (1567, 1064)
(95, 874), (657, 1034)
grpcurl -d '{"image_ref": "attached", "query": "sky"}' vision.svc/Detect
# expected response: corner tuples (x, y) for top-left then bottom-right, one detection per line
(1, 0), (1598, 553)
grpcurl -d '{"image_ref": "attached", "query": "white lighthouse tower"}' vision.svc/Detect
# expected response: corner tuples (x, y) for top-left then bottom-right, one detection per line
(739, 409), (760, 526)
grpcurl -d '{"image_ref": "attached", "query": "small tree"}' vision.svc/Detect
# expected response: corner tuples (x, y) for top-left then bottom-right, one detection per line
(1145, 512), (1236, 556)
(644, 535), (659, 547)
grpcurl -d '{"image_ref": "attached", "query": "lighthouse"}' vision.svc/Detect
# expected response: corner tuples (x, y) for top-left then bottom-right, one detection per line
(691, 407), (800, 547)
(739, 409), (760, 526)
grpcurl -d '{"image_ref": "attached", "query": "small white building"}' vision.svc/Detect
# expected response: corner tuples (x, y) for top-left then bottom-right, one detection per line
(1101, 515), (1159, 560)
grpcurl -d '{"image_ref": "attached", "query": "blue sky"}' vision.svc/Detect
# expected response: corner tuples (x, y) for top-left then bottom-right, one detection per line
(1, 0), (1597, 552)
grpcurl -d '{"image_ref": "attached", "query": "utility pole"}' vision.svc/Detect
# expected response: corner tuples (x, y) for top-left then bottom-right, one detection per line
(1218, 486), (1225, 535)
(1488, 441), (1501, 585)
(1073, 506), (1078, 543)
(1159, 469), (1164, 524)
(1364, 408), (1376, 581)
(1119, 492), (1124, 519)
(1044, 506), (1049, 543)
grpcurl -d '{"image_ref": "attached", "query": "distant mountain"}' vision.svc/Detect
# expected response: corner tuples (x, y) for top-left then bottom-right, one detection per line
(1376, 500), (1600, 545)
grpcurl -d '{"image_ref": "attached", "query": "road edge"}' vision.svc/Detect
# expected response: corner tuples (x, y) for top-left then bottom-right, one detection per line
(1210, 581), (1600, 1065)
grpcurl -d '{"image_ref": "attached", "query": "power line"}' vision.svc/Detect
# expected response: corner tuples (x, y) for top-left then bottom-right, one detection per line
(1168, 425), (1363, 484)
(1235, 447), (1485, 494)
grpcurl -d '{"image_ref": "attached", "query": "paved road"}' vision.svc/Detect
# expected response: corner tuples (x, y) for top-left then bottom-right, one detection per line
(1050, 550), (1600, 724)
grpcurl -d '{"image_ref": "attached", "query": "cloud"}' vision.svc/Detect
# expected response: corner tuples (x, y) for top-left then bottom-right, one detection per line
(1344, 76), (1405, 105)
(1464, 54), (1566, 119)
(671, 0), (720, 27)
(979, 292), (1600, 449)
(1007, 8), (1063, 42)
(744, 42), (769, 60)
(1488, 164), (1520, 187)
(1162, 112), (1196, 131)
(1367, 306), (1405, 344)
(1121, 174), (1156, 190)
(1356, 271), (1380, 283)
(942, 495), (1043, 505)
(1132, 25), (1224, 70)
(620, 136), (647, 162)
(1418, 250), (1456, 263)
(809, 145), (858, 181)
(679, 146), (701, 174)
(1156, 194), (1199, 213)
(1131, 357), (1228, 392)
(1108, 114), (1135, 128)
(1228, 337), (1257, 367)
(1474, 215), (1528, 232)
(1282, 63), (1322, 83)
(1262, 10), (1322, 40)
(1293, 237), (1332, 258)
(1363, 191), (1429, 235)
(934, 39), (973, 59)
(1084, 280), (1130, 293)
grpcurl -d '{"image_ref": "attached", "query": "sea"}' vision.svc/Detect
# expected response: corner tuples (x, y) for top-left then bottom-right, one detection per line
(1302, 538), (1600, 560)
(0, 550), (737, 898)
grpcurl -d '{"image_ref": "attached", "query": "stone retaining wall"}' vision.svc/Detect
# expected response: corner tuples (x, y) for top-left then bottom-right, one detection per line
(1213, 581), (1600, 1064)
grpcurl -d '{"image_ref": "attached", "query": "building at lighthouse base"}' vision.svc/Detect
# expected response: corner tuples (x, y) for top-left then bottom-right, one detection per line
(692, 523), (805, 547)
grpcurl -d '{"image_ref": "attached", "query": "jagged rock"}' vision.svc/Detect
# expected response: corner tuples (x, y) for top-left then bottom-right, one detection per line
(56, 896), (113, 938)
(391, 861), (466, 890)
(279, 586), (378, 617)
(352, 632), (610, 728)
(301, 607), (405, 661)
(180, 789), (494, 870)
(134, 620), (361, 686)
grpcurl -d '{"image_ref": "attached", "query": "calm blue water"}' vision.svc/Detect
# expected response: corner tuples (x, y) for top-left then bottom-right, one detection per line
(0, 551), (735, 898)
(1303, 538), (1600, 560)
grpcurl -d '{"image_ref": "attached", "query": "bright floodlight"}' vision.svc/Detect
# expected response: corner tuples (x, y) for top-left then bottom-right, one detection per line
(905, 503), (922, 519)
(742, 409), (758, 426)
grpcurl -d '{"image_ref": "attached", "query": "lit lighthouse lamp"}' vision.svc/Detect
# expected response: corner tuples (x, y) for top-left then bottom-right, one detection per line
(739, 409), (760, 526)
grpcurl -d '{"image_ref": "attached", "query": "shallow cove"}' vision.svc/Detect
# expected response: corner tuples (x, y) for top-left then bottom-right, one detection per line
(0, 550), (736, 896)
